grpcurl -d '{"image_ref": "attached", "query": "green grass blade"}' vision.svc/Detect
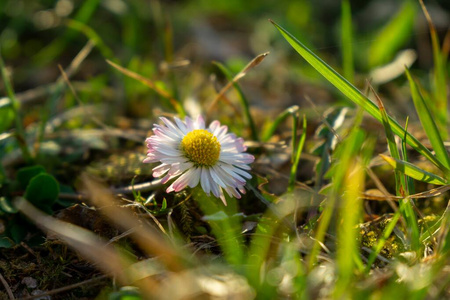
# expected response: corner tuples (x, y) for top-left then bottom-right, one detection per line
(341, 0), (354, 83)
(367, 0), (417, 68)
(373, 86), (419, 250)
(380, 154), (448, 185)
(288, 115), (307, 192)
(405, 68), (450, 170)
(402, 117), (415, 194)
(270, 20), (449, 176)
(213, 62), (259, 141)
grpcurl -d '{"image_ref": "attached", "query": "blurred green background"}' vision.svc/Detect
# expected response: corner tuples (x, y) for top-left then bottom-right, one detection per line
(0, 0), (449, 125)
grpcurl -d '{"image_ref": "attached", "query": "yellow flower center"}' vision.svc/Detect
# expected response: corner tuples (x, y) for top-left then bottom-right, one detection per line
(180, 129), (221, 167)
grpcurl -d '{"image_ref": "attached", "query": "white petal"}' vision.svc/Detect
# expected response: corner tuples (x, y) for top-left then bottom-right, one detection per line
(187, 167), (201, 188)
(200, 167), (211, 195)
(210, 166), (227, 188)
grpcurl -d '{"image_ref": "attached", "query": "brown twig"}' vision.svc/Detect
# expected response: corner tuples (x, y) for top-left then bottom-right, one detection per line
(0, 272), (15, 300)
(206, 52), (269, 115)
(18, 275), (107, 300)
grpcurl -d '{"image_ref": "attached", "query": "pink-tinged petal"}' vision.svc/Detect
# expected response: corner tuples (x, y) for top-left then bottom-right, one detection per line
(168, 162), (192, 176)
(152, 163), (170, 177)
(161, 174), (172, 184)
(195, 115), (205, 129)
(185, 116), (195, 131)
(168, 171), (191, 192)
(208, 120), (220, 133)
(238, 186), (246, 194)
(143, 157), (158, 163)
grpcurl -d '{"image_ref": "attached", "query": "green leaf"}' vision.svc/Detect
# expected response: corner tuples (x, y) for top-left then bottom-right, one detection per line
(380, 154), (447, 185)
(405, 68), (450, 170)
(24, 174), (60, 210)
(270, 20), (449, 175)
(9, 220), (27, 244)
(16, 165), (46, 189)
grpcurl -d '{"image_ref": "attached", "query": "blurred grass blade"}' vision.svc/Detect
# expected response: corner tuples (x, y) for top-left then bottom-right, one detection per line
(341, 0), (354, 82)
(66, 19), (115, 60)
(405, 68), (450, 170)
(33, 0), (101, 65)
(380, 154), (447, 185)
(0, 54), (33, 163)
(419, 0), (448, 140)
(81, 174), (187, 272)
(309, 123), (365, 269)
(367, 0), (416, 68)
(262, 105), (299, 142)
(335, 159), (364, 297)
(212, 62), (259, 141)
(270, 20), (449, 176)
(192, 187), (244, 266)
(107, 59), (186, 117)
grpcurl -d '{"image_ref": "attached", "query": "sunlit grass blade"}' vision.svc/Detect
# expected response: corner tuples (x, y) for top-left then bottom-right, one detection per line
(334, 158), (365, 298)
(419, 0), (448, 140)
(308, 117), (365, 269)
(405, 68), (450, 171)
(341, 0), (354, 83)
(367, 0), (417, 68)
(270, 20), (449, 176)
(288, 115), (306, 192)
(212, 62), (259, 141)
(380, 154), (448, 185)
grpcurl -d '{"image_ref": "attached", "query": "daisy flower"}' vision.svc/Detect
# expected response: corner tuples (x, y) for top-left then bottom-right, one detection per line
(143, 116), (254, 205)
